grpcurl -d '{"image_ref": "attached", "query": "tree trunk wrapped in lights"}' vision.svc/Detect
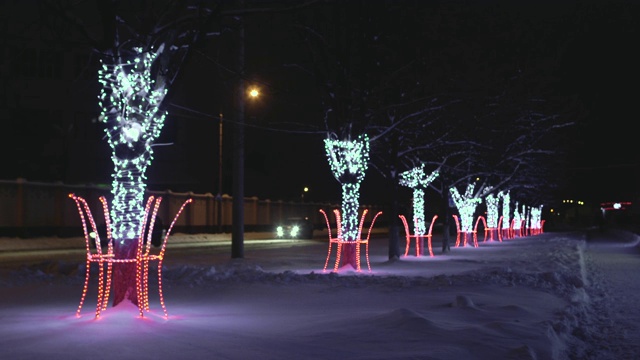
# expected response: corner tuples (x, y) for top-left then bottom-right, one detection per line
(530, 205), (543, 235)
(512, 201), (523, 237)
(483, 186), (499, 241)
(398, 164), (439, 236)
(324, 134), (370, 270)
(398, 164), (439, 255)
(449, 182), (483, 247)
(98, 45), (168, 306)
(499, 191), (511, 239)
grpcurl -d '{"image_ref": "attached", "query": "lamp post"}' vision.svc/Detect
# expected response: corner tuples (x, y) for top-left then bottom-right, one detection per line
(217, 113), (223, 233)
(301, 186), (309, 203)
(218, 113), (223, 197)
(219, 86), (257, 235)
(231, 78), (260, 259)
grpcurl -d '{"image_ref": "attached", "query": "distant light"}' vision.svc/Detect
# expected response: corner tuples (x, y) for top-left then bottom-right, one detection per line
(303, 187), (309, 192)
(290, 225), (300, 237)
(249, 88), (259, 98)
(599, 201), (631, 211)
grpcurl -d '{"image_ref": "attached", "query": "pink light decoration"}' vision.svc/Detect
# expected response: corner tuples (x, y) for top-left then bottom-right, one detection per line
(474, 216), (488, 245)
(319, 208), (382, 272)
(69, 193), (191, 319)
(136, 196), (160, 317)
(69, 193), (115, 319)
(511, 218), (526, 237)
(451, 214), (477, 247)
(452, 214), (461, 247)
(334, 209), (343, 240)
(356, 210), (382, 272)
(496, 216), (505, 241)
(399, 214), (438, 257)
(320, 209), (341, 272)
(138, 197), (193, 318)
(357, 209), (368, 240)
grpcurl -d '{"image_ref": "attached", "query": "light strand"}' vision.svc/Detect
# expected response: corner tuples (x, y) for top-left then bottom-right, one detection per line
(449, 182), (482, 234)
(98, 46), (168, 244)
(324, 134), (370, 241)
(398, 165), (439, 236)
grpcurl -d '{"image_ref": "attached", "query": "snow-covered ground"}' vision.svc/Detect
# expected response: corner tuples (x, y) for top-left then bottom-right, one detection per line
(0, 229), (638, 359)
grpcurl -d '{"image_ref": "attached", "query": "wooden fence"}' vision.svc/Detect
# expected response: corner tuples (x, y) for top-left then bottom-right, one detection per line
(0, 178), (384, 238)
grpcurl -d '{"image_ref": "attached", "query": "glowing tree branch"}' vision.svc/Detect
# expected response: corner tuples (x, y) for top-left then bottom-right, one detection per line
(398, 164), (439, 236)
(98, 46), (168, 244)
(324, 134), (370, 241)
(449, 182), (483, 234)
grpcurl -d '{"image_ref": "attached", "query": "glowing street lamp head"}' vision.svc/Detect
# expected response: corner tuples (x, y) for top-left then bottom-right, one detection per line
(248, 88), (259, 98)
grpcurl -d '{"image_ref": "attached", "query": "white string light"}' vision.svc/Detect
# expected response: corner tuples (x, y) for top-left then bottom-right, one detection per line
(484, 187), (500, 229)
(512, 201), (522, 231)
(398, 164), (439, 235)
(98, 46), (168, 244)
(449, 182), (482, 233)
(500, 191), (511, 230)
(324, 134), (370, 241)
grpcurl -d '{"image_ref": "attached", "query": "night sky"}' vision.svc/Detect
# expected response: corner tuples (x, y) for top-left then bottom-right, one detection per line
(3, 0), (638, 206)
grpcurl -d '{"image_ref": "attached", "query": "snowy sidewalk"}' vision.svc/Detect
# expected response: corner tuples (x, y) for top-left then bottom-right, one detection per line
(1, 229), (639, 359)
(578, 229), (640, 357)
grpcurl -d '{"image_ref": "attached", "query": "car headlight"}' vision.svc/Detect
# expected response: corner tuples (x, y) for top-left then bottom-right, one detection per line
(276, 226), (284, 237)
(290, 225), (300, 237)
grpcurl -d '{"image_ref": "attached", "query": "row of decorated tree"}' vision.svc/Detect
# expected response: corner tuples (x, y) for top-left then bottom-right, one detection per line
(32, 1), (577, 299)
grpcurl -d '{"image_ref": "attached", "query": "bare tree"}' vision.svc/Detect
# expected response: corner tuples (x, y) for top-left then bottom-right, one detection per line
(40, 0), (225, 306)
(40, 0), (321, 307)
(294, 0), (578, 259)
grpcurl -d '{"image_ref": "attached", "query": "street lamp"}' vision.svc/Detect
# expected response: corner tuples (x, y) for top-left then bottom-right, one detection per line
(301, 186), (309, 203)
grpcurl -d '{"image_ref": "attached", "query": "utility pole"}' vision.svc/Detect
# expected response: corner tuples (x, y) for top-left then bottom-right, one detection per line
(231, 1), (245, 259)
(217, 112), (223, 233)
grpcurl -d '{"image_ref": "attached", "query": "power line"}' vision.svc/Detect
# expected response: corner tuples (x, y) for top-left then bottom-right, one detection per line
(168, 102), (325, 135)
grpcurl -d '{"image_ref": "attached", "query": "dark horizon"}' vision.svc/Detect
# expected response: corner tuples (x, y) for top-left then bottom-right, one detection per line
(1, 0), (637, 208)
